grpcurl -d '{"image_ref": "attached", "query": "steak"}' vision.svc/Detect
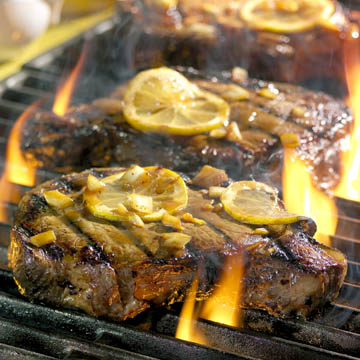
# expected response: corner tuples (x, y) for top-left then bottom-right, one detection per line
(9, 167), (347, 321)
(22, 68), (352, 192)
(117, 0), (350, 85)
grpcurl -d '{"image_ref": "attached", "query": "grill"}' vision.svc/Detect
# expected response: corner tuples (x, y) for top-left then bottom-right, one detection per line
(0, 8), (359, 360)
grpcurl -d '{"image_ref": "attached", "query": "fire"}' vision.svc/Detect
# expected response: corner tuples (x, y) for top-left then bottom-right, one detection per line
(0, 101), (41, 222)
(282, 148), (337, 246)
(335, 30), (360, 201)
(199, 251), (243, 327)
(176, 251), (244, 345)
(175, 273), (207, 345)
(52, 44), (87, 116)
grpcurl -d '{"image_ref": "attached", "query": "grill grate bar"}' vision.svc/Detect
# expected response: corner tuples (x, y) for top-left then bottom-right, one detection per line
(0, 290), (249, 360)
(0, 343), (56, 360)
(0, 270), (358, 360)
(0, 317), (157, 360)
(154, 312), (360, 360)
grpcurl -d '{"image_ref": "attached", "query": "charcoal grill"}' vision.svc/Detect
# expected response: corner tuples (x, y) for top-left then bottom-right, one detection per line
(0, 8), (359, 360)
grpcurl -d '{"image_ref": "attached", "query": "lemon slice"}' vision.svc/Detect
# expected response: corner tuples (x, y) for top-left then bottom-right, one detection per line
(220, 181), (300, 225)
(240, 0), (335, 33)
(123, 67), (230, 136)
(84, 166), (188, 222)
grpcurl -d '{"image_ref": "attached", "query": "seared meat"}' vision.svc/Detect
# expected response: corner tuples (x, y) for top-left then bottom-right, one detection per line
(9, 168), (347, 320)
(118, 0), (349, 85)
(22, 68), (352, 192)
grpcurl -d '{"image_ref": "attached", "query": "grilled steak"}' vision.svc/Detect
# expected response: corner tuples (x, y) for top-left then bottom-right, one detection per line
(9, 167), (347, 321)
(22, 68), (352, 192)
(118, 0), (349, 85)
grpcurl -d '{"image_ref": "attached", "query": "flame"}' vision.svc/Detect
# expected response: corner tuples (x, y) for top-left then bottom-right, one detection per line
(176, 251), (244, 345)
(175, 273), (207, 345)
(334, 29), (360, 201)
(52, 44), (87, 116)
(0, 101), (41, 222)
(199, 251), (243, 327)
(282, 148), (337, 246)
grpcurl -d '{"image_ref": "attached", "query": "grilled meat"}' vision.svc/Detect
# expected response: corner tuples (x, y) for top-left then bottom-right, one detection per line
(118, 0), (349, 85)
(9, 167), (347, 321)
(22, 68), (352, 192)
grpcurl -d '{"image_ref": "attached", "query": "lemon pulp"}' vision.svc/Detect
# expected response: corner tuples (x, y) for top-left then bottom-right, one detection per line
(123, 67), (229, 135)
(220, 180), (300, 225)
(84, 166), (188, 222)
(240, 0), (335, 33)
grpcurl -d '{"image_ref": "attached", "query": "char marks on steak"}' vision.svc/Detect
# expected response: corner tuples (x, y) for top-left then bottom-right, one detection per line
(22, 68), (352, 192)
(9, 168), (347, 321)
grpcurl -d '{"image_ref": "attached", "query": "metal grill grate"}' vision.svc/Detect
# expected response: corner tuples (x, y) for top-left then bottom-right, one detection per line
(0, 15), (359, 360)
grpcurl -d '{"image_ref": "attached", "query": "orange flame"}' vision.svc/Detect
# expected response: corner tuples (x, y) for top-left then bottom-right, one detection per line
(175, 273), (207, 345)
(199, 251), (243, 327)
(0, 101), (41, 222)
(176, 252), (244, 345)
(52, 44), (87, 116)
(335, 28), (360, 201)
(282, 148), (337, 246)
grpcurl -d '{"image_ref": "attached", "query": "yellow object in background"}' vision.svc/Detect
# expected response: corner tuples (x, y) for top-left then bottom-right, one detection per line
(0, 6), (114, 81)
(62, 0), (115, 18)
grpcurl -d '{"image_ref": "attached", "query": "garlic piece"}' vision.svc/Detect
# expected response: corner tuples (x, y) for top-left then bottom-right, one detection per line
(87, 174), (105, 192)
(44, 190), (73, 209)
(162, 212), (183, 230)
(30, 231), (56, 247)
(162, 232), (192, 248)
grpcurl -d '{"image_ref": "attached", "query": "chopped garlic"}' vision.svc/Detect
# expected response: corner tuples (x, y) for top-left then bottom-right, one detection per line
(121, 165), (146, 185)
(162, 212), (183, 230)
(291, 105), (308, 118)
(209, 127), (227, 139)
(128, 213), (145, 228)
(162, 232), (192, 248)
(143, 208), (167, 222)
(280, 133), (300, 148)
(30, 231), (56, 247)
(44, 190), (74, 209)
(128, 194), (153, 214)
(221, 84), (249, 102)
(87, 174), (105, 192)
(192, 165), (228, 188)
(209, 186), (226, 198)
(202, 203), (214, 211)
(257, 88), (278, 99)
(226, 121), (242, 143)
(182, 213), (206, 226)
(116, 203), (129, 216)
(231, 67), (248, 83)
(254, 227), (270, 236)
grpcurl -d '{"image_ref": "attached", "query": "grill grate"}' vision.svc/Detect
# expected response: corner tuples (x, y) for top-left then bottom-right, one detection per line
(0, 14), (359, 360)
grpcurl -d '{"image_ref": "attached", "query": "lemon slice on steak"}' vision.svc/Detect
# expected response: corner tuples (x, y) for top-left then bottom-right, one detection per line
(240, 0), (335, 33)
(220, 181), (300, 225)
(84, 166), (188, 222)
(123, 67), (229, 136)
